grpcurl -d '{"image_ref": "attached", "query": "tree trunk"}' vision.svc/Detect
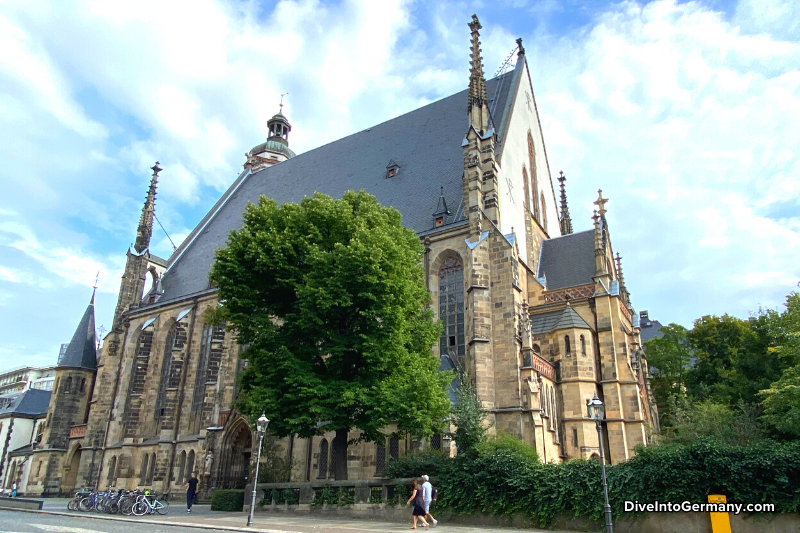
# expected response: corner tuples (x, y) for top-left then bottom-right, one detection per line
(333, 428), (348, 480)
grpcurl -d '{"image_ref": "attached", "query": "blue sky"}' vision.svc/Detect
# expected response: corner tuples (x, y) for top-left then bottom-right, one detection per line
(0, 0), (798, 372)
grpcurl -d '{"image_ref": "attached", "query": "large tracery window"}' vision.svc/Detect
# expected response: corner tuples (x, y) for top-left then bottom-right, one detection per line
(528, 132), (540, 222)
(438, 256), (465, 363)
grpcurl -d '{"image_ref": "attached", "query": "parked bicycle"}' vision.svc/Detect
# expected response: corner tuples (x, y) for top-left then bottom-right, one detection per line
(132, 491), (169, 516)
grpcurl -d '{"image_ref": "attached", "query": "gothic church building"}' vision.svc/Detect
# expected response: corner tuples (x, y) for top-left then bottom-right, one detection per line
(26, 15), (657, 496)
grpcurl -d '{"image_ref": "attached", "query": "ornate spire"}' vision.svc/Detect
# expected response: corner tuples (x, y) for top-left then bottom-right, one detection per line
(135, 162), (160, 254)
(516, 37), (525, 57)
(91, 270), (99, 305)
(468, 14), (489, 132)
(558, 171), (573, 235)
(594, 189), (608, 217)
(616, 252), (630, 306)
(594, 189), (609, 249)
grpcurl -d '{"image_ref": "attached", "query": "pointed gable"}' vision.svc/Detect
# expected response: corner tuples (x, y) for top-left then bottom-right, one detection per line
(59, 301), (97, 371)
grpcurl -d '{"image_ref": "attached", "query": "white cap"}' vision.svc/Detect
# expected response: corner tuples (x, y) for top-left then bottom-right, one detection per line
(422, 475), (429, 481)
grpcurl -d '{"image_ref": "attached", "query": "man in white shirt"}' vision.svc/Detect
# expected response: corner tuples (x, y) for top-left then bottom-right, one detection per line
(421, 475), (437, 527)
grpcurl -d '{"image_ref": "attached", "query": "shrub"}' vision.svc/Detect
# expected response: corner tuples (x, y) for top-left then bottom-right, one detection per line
(383, 450), (452, 479)
(210, 489), (245, 512)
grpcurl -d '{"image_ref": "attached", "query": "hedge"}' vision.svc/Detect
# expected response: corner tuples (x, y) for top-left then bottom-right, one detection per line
(384, 438), (800, 528)
(211, 489), (245, 512)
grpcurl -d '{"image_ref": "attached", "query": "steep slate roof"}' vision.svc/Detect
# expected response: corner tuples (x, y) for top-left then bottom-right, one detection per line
(0, 389), (51, 418)
(537, 230), (596, 290)
(158, 73), (515, 304)
(640, 320), (664, 343)
(530, 305), (592, 334)
(59, 300), (97, 371)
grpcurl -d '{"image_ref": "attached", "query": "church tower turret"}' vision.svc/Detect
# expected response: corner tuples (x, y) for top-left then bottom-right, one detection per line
(245, 99), (296, 172)
(462, 14), (499, 233)
(112, 162), (161, 328)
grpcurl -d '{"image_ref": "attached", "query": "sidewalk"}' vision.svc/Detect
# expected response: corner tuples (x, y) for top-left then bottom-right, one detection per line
(32, 498), (576, 533)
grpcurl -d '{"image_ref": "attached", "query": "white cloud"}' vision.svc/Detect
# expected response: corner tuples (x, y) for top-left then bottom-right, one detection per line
(529, 0), (800, 324)
(0, 218), (123, 294)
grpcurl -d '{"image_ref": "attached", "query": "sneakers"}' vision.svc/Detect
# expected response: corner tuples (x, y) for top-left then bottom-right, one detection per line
(432, 519), (438, 527)
(187, 508), (192, 513)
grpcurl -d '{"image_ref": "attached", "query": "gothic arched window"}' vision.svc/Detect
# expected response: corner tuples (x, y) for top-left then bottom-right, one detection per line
(528, 132), (539, 222)
(522, 166), (531, 213)
(317, 439), (328, 479)
(438, 256), (465, 362)
(186, 450), (195, 481)
(107, 456), (117, 487)
(64, 377), (72, 394)
(147, 452), (156, 484)
(139, 454), (149, 484)
(565, 335), (571, 356)
(541, 192), (548, 233)
(580, 335), (586, 356)
(177, 451), (186, 484)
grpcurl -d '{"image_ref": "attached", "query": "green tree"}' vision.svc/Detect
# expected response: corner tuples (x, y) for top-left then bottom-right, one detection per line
(643, 323), (693, 425)
(209, 191), (452, 479)
(686, 314), (773, 405)
(449, 374), (490, 455)
(760, 365), (800, 438)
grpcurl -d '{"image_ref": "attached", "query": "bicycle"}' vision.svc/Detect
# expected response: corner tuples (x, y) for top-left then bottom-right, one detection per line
(132, 491), (169, 516)
(67, 489), (91, 511)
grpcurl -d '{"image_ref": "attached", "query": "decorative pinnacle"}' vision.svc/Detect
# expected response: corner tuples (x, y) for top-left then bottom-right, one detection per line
(135, 161), (160, 254)
(594, 189), (608, 216)
(516, 38), (525, 56)
(558, 171), (573, 235)
(280, 92), (288, 110)
(468, 14), (487, 111)
(91, 270), (99, 304)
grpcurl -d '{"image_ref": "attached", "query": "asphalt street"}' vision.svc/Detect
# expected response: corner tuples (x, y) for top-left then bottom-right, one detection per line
(0, 510), (236, 533)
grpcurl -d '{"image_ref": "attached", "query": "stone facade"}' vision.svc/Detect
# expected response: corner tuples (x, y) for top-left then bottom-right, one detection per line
(31, 15), (657, 497)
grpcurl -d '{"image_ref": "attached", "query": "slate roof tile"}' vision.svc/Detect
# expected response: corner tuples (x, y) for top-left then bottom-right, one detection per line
(158, 73), (515, 303)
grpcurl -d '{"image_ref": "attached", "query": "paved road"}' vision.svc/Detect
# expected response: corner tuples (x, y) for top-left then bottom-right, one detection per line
(0, 510), (236, 533)
(3, 499), (576, 533)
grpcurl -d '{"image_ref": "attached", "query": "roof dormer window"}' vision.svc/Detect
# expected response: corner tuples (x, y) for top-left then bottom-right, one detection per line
(386, 160), (400, 178)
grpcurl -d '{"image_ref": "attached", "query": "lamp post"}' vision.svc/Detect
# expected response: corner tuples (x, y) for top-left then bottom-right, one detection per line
(588, 394), (613, 533)
(246, 413), (270, 527)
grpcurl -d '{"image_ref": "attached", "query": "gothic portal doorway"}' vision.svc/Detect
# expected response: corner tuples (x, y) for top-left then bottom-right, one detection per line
(218, 419), (252, 489)
(62, 445), (82, 493)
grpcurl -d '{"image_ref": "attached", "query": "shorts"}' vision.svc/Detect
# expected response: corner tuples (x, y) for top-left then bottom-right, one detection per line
(424, 500), (431, 513)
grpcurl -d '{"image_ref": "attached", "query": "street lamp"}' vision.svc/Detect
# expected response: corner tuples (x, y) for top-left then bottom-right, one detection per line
(588, 394), (613, 533)
(246, 413), (270, 527)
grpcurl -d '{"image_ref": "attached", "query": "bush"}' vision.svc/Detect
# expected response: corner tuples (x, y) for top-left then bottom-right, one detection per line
(383, 450), (452, 479)
(210, 489), (245, 512)
(399, 437), (800, 527)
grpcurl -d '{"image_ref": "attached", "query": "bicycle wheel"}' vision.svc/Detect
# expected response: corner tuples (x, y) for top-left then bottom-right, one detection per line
(132, 499), (148, 516)
(95, 498), (106, 513)
(119, 497), (135, 516)
(78, 496), (94, 512)
(155, 500), (169, 515)
(67, 498), (78, 511)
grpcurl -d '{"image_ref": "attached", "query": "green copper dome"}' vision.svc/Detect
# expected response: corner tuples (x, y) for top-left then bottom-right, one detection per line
(249, 139), (296, 159)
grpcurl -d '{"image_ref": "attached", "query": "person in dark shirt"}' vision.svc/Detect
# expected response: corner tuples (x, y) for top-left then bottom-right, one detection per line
(183, 472), (199, 513)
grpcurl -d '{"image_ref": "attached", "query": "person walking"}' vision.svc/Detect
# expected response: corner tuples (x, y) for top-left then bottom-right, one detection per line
(406, 478), (429, 529)
(421, 475), (437, 527)
(10, 482), (16, 498)
(183, 472), (199, 513)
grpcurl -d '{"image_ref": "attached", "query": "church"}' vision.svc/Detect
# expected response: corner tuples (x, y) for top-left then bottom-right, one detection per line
(24, 15), (658, 497)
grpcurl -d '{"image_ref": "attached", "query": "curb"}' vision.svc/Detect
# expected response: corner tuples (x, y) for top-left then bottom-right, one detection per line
(0, 507), (286, 533)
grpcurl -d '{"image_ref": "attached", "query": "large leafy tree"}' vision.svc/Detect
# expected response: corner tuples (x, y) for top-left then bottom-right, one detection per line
(643, 324), (693, 425)
(209, 191), (452, 479)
